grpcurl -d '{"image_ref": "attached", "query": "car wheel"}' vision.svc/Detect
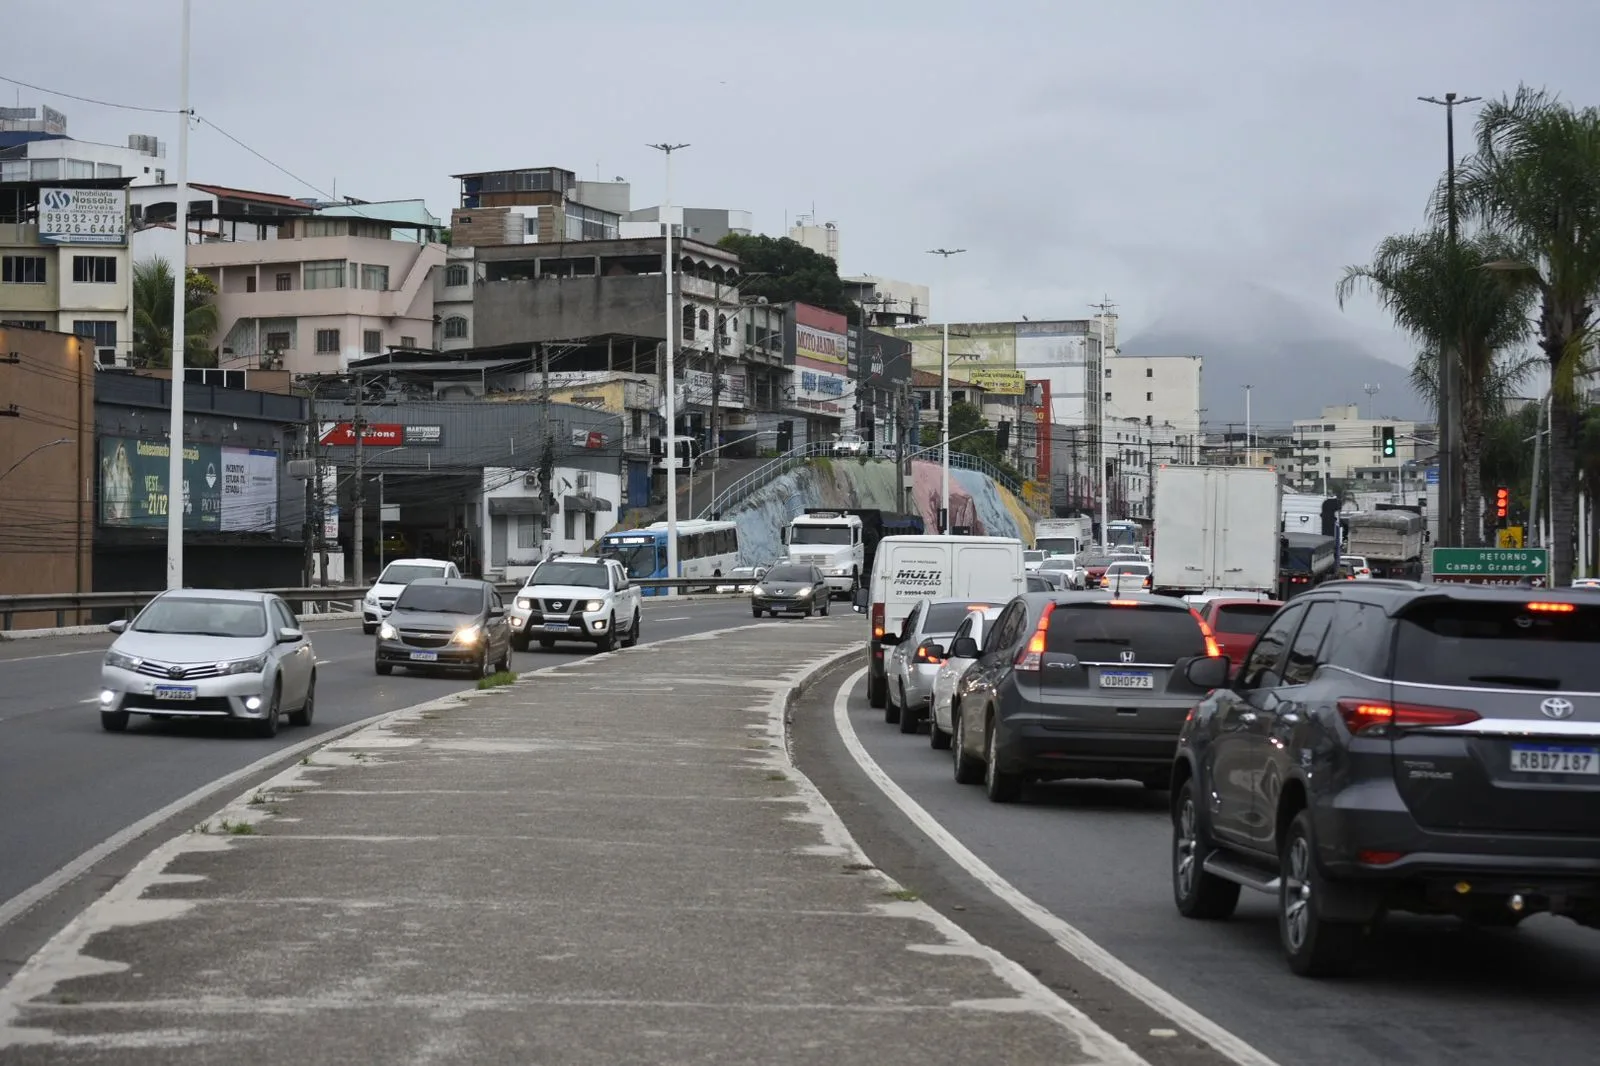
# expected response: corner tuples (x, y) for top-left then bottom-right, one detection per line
(929, 705), (951, 750)
(897, 683), (920, 734)
(362, 622), (376, 635)
(866, 669), (886, 709)
(1280, 809), (1363, 977)
(623, 611), (641, 647)
(752, 606), (763, 619)
(375, 661), (392, 676)
(100, 709), (129, 733)
(883, 676), (901, 725)
(820, 597), (830, 616)
(596, 615), (618, 653)
(288, 673), (316, 727)
(253, 683), (281, 739)
(952, 706), (983, 784)
(982, 712), (1023, 803)
(495, 644), (511, 673)
(476, 646), (492, 678)
(804, 604), (814, 618)
(1172, 779), (1240, 919)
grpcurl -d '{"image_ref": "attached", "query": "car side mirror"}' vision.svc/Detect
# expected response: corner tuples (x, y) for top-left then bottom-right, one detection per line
(107, 619), (128, 634)
(490, 607), (506, 618)
(949, 636), (980, 659)
(276, 627), (304, 644)
(1186, 655), (1231, 689)
(852, 587), (869, 611)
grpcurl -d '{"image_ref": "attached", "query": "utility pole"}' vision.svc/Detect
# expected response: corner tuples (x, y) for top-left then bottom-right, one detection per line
(1420, 91), (1481, 549)
(352, 373), (367, 588)
(302, 390), (317, 586)
(1242, 384), (1253, 467)
(164, 0), (193, 590)
(927, 248), (966, 533)
(649, 141), (689, 593)
(1090, 299), (1117, 545)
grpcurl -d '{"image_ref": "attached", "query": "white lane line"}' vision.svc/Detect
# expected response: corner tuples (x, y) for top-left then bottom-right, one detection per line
(830, 666), (1279, 1066)
(315, 660), (332, 666)
(653, 615), (691, 622)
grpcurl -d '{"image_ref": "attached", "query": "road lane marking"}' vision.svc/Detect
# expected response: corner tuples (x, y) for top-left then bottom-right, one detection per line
(653, 615), (691, 622)
(829, 666), (1279, 1066)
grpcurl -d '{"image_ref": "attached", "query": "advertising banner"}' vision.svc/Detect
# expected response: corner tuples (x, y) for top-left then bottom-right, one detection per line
(968, 368), (1026, 395)
(679, 368), (747, 409)
(98, 436), (221, 530)
(795, 368), (849, 414)
(794, 304), (848, 367)
(220, 447), (279, 532)
(39, 187), (127, 245)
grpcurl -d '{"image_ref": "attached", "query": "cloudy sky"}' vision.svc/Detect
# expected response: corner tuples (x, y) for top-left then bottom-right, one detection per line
(7, 0), (1596, 365)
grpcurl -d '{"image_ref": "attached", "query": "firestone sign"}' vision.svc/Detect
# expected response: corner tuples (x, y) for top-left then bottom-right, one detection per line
(318, 423), (443, 447)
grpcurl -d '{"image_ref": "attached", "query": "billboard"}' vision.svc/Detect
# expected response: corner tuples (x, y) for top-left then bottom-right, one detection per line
(39, 187), (127, 245)
(220, 447), (279, 532)
(794, 303), (848, 368)
(795, 368), (849, 415)
(318, 423), (444, 447)
(969, 368), (1026, 395)
(1016, 323), (1093, 425)
(98, 437), (222, 530)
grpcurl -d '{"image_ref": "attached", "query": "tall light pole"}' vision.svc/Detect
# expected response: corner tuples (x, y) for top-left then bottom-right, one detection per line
(927, 248), (965, 532)
(1243, 384), (1253, 466)
(0, 437), (72, 482)
(649, 142), (689, 594)
(165, 0), (193, 589)
(1420, 91), (1480, 549)
(1091, 300), (1117, 545)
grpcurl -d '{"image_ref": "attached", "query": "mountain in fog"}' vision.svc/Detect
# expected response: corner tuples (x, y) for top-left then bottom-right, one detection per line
(1121, 282), (1430, 429)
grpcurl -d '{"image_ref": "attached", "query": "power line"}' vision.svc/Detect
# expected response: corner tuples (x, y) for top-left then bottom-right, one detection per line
(0, 73), (181, 114)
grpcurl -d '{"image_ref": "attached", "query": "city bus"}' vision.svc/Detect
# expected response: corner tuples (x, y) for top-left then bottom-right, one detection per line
(596, 519), (741, 595)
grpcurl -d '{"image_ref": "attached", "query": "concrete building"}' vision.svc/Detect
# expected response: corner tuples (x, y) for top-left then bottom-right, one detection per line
(622, 205), (753, 245)
(0, 105), (168, 186)
(433, 246), (477, 352)
(1103, 354), (1202, 441)
(1, 177), (136, 366)
(449, 166), (623, 248)
(1292, 403), (1420, 483)
(789, 220), (839, 261)
(845, 275), (930, 327)
(0, 326), (95, 620)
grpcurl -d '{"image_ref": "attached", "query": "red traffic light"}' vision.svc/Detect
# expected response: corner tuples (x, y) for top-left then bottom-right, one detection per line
(1495, 487), (1509, 519)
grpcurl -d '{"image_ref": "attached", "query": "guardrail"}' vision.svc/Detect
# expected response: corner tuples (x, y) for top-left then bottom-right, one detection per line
(0, 578), (750, 632)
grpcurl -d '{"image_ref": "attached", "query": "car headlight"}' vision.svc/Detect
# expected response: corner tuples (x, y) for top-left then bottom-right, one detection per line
(378, 622), (397, 640)
(583, 600), (604, 612)
(516, 597), (534, 610)
(751, 586), (767, 597)
(217, 653), (268, 675)
(453, 624), (483, 645)
(365, 594), (378, 606)
(798, 587), (813, 597)
(104, 649), (142, 671)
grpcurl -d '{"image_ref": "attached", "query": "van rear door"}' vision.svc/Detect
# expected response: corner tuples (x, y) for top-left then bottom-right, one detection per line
(952, 542), (1025, 600)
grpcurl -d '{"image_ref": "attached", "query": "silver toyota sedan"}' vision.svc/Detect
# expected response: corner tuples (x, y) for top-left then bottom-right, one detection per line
(98, 589), (317, 738)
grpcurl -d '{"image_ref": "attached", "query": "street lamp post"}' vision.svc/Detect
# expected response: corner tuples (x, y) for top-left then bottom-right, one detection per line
(164, 0), (193, 590)
(649, 142), (689, 595)
(1243, 384), (1253, 466)
(927, 248), (966, 532)
(0, 437), (73, 482)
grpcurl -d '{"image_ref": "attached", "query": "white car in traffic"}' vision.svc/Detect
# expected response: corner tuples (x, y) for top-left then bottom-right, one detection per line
(927, 605), (1003, 750)
(363, 558), (460, 634)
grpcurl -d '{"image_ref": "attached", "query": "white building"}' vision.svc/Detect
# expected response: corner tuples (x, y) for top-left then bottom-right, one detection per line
(0, 105), (168, 185)
(1292, 403), (1419, 483)
(1103, 354), (1202, 440)
(844, 275), (929, 326)
(433, 246), (477, 351)
(622, 205), (752, 245)
(789, 220), (839, 261)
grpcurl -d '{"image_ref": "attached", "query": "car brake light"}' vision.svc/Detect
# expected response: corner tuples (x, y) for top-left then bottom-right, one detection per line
(1357, 850), (1406, 866)
(1013, 603), (1055, 672)
(871, 602), (885, 640)
(1188, 609), (1222, 658)
(1337, 699), (1482, 733)
(1527, 601), (1576, 613)
(914, 641), (944, 666)
(1107, 599), (1141, 606)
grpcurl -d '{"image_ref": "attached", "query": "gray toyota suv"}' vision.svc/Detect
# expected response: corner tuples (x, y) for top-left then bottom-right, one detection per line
(1170, 579), (1600, 977)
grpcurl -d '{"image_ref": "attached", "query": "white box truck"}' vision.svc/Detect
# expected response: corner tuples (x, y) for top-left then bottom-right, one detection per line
(784, 510), (865, 599)
(854, 534), (1026, 709)
(1032, 516), (1093, 556)
(1152, 465), (1281, 597)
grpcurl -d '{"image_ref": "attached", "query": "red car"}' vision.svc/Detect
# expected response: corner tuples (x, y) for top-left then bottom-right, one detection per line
(1197, 598), (1283, 677)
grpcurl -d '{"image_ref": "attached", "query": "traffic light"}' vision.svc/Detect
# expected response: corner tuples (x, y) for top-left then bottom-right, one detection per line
(1496, 486), (1509, 520)
(995, 420), (1012, 451)
(1381, 425), (1396, 457)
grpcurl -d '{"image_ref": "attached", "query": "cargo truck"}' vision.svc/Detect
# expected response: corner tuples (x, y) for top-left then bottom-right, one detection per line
(1152, 465), (1281, 597)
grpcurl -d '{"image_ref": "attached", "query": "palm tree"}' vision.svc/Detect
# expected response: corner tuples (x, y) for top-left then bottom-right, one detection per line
(1450, 85), (1600, 584)
(1336, 228), (1533, 546)
(131, 256), (220, 369)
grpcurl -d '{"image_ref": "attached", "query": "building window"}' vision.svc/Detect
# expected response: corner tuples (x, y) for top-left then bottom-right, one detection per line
(716, 313), (729, 336)
(1, 318), (47, 329)
(245, 275), (257, 293)
(517, 513), (540, 549)
(697, 309), (710, 331)
(303, 260), (346, 290)
(71, 255), (117, 283)
(681, 303), (695, 341)
(564, 507), (577, 540)
(1146, 392), (1153, 401)
(72, 320), (117, 351)
(315, 329), (340, 354)
(265, 331), (291, 351)
(1104, 368), (1111, 378)
(1104, 391), (1112, 401)
(1146, 367), (1154, 378)
(444, 316), (469, 339)
(584, 511), (596, 541)
(360, 264), (389, 291)
(363, 329), (382, 354)
(275, 273), (292, 291)
(2, 255), (46, 284)
(400, 336), (416, 349)
(155, 168), (166, 183)
(445, 264), (469, 287)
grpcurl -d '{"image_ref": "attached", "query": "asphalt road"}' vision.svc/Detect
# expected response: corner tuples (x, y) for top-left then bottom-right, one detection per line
(795, 665), (1600, 1066)
(0, 598), (761, 918)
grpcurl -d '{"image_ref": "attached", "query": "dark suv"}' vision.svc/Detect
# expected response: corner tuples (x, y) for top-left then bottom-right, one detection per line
(946, 591), (1225, 802)
(1170, 580), (1600, 977)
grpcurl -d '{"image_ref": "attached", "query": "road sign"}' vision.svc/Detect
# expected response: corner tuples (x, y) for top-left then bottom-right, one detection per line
(1425, 466), (1439, 485)
(1496, 526), (1524, 549)
(1431, 546), (1548, 584)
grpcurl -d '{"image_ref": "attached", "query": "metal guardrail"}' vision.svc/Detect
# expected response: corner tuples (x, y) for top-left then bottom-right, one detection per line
(0, 578), (749, 632)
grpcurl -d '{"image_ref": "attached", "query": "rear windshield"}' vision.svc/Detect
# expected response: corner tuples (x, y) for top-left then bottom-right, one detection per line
(1045, 603), (1206, 664)
(1212, 604), (1278, 637)
(925, 601), (996, 632)
(1106, 562), (1150, 574)
(1394, 601), (1600, 689)
(377, 563), (447, 585)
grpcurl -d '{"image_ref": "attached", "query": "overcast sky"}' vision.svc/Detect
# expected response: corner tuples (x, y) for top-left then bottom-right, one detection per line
(7, 0), (1596, 365)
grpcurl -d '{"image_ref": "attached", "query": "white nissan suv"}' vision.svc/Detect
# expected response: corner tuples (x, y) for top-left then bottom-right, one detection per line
(510, 555), (642, 653)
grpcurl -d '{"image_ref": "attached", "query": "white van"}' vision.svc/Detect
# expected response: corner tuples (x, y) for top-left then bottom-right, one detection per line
(853, 535), (1025, 709)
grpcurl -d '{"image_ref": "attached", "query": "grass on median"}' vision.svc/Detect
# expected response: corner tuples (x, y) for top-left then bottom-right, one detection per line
(477, 670), (519, 690)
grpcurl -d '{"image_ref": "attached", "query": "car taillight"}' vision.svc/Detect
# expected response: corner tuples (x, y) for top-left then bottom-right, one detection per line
(871, 602), (885, 640)
(914, 641), (944, 666)
(1188, 609), (1222, 658)
(1013, 603), (1055, 672)
(1337, 699), (1482, 734)
(1527, 601), (1576, 613)
(1143, 576), (1151, 588)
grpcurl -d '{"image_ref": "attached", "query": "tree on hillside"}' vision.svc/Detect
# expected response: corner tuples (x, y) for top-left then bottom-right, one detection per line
(918, 400), (1021, 483)
(716, 234), (854, 320)
(1336, 227), (1533, 546)
(131, 257), (220, 369)
(1451, 85), (1600, 584)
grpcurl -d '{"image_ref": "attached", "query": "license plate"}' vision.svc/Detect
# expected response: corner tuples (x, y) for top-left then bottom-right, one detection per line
(1099, 671), (1154, 690)
(152, 685), (196, 700)
(1510, 745), (1599, 774)
(543, 623), (570, 632)
(408, 651), (439, 662)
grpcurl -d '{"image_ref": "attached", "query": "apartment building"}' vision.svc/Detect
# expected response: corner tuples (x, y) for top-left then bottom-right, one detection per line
(1291, 403), (1420, 482)
(0, 104), (168, 186)
(0, 178), (135, 365)
(1103, 354), (1202, 439)
(449, 166), (623, 248)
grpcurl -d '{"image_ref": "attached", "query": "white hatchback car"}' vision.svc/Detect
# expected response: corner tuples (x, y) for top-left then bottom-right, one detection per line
(928, 606), (1004, 750)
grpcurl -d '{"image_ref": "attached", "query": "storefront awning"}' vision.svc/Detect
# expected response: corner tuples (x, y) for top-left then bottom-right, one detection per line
(563, 495), (614, 513)
(488, 496), (548, 516)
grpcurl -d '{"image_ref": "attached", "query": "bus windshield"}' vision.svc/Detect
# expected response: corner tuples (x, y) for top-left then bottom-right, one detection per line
(601, 539), (661, 578)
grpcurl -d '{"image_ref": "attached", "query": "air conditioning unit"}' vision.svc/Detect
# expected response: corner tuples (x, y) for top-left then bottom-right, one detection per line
(96, 347), (116, 366)
(576, 473), (591, 494)
(523, 471), (539, 488)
